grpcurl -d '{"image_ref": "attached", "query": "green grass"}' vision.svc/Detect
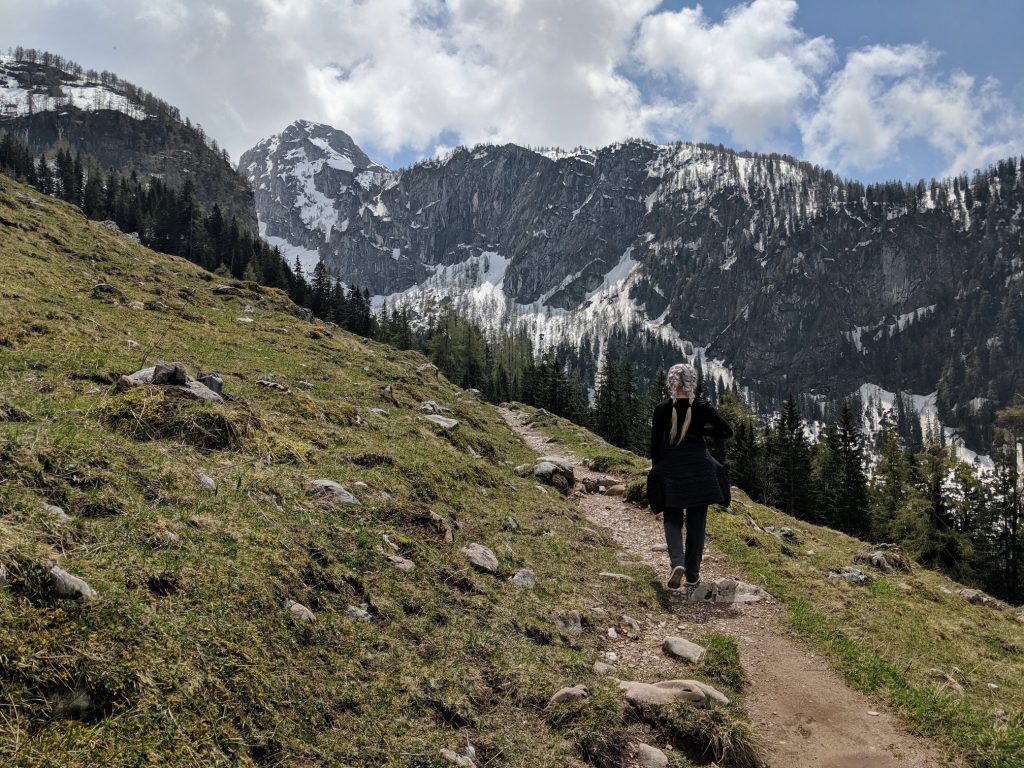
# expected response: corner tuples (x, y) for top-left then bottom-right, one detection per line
(0, 176), (762, 767)
(523, 411), (1024, 767)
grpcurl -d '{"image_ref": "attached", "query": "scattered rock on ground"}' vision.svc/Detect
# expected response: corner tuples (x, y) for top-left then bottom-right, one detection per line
(460, 543), (499, 573)
(603, 484), (626, 496)
(306, 479), (359, 505)
(856, 546), (911, 573)
(687, 578), (770, 603)
(593, 660), (615, 676)
(556, 610), (583, 638)
(41, 502), (71, 522)
(510, 568), (536, 588)
(283, 599), (316, 623)
(346, 605), (371, 620)
(418, 400), (447, 414)
(388, 555), (416, 572)
(213, 284), (243, 296)
(617, 678), (729, 708)
(548, 684), (589, 706)
(503, 515), (519, 531)
(829, 566), (869, 585)
(48, 565), (97, 601)
(650, 543), (668, 553)
(621, 615), (641, 634)
(91, 282), (124, 299)
(195, 472), (217, 493)
(957, 588), (1007, 610)
(436, 749), (475, 765)
(635, 743), (669, 768)
(430, 512), (455, 545)
(197, 373), (223, 395)
(662, 636), (706, 663)
(423, 414), (459, 430)
(599, 572), (634, 582)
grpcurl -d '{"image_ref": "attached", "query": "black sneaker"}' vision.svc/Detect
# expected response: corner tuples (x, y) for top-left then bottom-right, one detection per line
(667, 566), (685, 589)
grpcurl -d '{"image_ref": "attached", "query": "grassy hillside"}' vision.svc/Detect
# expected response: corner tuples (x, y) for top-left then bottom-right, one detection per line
(521, 406), (1024, 768)
(0, 175), (766, 767)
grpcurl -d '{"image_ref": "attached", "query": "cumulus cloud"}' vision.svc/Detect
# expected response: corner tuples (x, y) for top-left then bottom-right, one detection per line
(802, 44), (1022, 175)
(635, 0), (833, 145)
(0, 0), (1020, 179)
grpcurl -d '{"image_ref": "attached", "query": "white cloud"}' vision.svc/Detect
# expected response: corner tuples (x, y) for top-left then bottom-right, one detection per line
(136, 0), (190, 29)
(635, 0), (833, 145)
(0, 0), (1019, 179)
(802, 44), (1023, 175)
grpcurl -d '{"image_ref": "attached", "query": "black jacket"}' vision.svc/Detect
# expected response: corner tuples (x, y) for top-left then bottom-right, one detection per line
(650, 398), (733, 465)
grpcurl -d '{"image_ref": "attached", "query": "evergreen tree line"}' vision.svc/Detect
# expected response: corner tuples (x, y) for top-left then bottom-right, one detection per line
(716, 392), (1023, 605)
(0, 132), (374, 337)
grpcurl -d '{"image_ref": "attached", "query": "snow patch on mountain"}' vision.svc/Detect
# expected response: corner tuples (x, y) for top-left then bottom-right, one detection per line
(0, 55), (146, 120)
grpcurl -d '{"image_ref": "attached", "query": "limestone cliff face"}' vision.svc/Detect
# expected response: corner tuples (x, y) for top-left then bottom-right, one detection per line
(243, 121), (1024, 432)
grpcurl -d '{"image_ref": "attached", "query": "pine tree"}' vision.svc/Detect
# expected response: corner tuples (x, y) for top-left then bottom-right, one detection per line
(768, 394), (812, 519)
(836, 402), (869, 535)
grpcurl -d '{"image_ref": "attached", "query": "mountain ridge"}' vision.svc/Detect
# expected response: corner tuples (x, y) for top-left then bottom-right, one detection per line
(242, 120), (1024, 452)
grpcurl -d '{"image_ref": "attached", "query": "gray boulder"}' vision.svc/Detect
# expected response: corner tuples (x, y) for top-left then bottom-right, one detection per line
(346, 605), (371, 620)
(617, 678), (729, 707)
(195, 472), (217, 493)
(856, 547), (911, 573)
(662, 636), (706, 663)
(306, 479), (359, 504)
(556, 610), (583, 638)
(388, 555), (416, 572)
(41, 502), (71, 522)
(593, 660), (615, 676)
(829, 566), (869, 585)
(510, 568), (536, 588)
(636, 743), (669, 768)
(460, 543), (499, 573)
(957, 588), (1007, 610)
(152, 362), (188, 386)
(48, 565), (97, 601)
(283, 599), (316, 623)
(548, 684), (589, 706)
(418, 400), (445, 414)
(423, 415), (459, 430)
(197, 373), (224, 395)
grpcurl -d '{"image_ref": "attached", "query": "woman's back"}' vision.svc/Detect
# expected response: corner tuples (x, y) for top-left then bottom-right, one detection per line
(650, 398), (733, 464)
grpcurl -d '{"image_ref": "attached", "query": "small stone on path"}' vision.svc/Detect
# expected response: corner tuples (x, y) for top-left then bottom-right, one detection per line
(593, 661), (615, 676)
(662, 636), (707, 663)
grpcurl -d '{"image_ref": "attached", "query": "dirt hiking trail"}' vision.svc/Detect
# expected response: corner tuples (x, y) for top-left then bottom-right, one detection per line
(500, 407), (954, 768)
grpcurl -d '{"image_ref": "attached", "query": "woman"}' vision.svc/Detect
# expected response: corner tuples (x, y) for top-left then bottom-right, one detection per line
(650, 363), (733, 589)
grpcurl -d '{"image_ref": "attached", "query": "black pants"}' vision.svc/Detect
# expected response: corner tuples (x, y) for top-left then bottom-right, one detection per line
(663, 505), (707, 582)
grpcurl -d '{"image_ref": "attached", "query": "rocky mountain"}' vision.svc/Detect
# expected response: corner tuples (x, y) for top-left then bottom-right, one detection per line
(0, 51), (256, 227)
(242, 120), (1024, 451)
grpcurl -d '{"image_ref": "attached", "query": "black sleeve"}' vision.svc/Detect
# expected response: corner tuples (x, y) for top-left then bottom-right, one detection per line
(650, 402), (666, 464)
(701, 403), (734, 439)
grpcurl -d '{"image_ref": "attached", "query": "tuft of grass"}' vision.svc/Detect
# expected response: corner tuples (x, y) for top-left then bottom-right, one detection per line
(637, 703), (765, 768)
(695, 633), (748, 694)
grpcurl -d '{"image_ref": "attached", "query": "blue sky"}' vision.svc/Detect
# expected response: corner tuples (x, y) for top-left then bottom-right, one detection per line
(2, 0), (1022, 183)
